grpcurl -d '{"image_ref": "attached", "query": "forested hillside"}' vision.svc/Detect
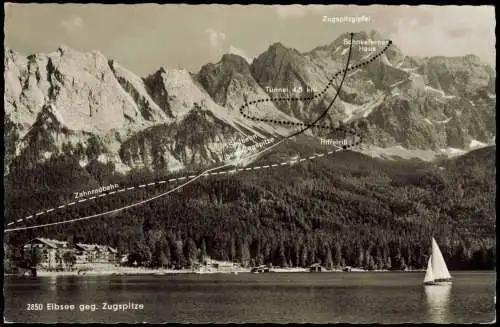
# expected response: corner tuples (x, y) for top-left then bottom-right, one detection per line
(4, 146), (496, 271)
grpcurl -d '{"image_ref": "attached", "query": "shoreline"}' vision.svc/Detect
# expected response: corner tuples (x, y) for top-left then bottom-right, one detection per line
(16, 267), (426, 277)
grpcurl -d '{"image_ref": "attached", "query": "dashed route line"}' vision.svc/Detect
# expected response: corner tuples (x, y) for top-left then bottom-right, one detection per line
(240, 40), (392, 131)
(4, 146), (348, 232)
(4, 33), (381, 232)
(5, 142), (355, 229)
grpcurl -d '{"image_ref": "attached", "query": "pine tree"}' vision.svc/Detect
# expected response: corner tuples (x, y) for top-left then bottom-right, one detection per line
(325, 247), (334, 269)
(278, 242), (287, 267)
(230, 237), (237, 262)
(357, 247), (364, 268)
(385, 256), (392, 270)
(300, 244), (308, 267)
(200, 238), (207, 264)
(334, 243), (342, 268)
(172, 240), (185, 269)
(184, 238), (198, 267)
(239, 239), (250, 267)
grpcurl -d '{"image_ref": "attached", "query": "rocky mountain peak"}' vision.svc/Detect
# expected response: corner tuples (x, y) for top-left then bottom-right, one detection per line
(3, 30), (496, 176)
(266, 42), (301, 57)
(57, 45), (72, 56)
(219, 53), (252, 74)
(463, 54), (481, 64)
(268, 42), (287, 51)
(4, 47), (24, 66)
(36, 103), (66, 129)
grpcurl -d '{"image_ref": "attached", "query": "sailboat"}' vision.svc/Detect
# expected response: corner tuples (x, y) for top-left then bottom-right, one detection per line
(424, 237), (452, 285)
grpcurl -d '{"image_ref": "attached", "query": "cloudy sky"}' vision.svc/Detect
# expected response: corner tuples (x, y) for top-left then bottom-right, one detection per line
(4, 4), (495, 76)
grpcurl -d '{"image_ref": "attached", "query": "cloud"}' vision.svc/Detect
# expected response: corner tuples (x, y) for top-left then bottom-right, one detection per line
(274, 5), (327, 19)
(205, 28), (226, 49)
(228, 45), (252, 64)
(60, 16), (84, 33)
(386, 6), (495, 64)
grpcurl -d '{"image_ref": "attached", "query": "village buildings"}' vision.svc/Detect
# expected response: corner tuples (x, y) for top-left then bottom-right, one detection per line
(23, 237), (118, 269)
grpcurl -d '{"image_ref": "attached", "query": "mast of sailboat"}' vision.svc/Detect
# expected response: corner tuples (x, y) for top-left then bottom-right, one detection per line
(431, 237), (451, 281)
(424, 237), (452, 285)
(424, 238), (452, 285)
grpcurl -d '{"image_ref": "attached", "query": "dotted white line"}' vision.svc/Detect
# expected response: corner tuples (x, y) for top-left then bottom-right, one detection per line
(5, 37), (377, 231)
(7, 148), (346, 227)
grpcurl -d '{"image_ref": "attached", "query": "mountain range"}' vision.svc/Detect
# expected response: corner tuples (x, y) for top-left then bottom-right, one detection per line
(3, 30), (496, 271)
(4, 30), (496, 178)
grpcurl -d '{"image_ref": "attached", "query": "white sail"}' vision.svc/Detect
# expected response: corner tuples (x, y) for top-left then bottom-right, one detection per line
(424, 256), (434, 284)
(431, 238), (451, 280)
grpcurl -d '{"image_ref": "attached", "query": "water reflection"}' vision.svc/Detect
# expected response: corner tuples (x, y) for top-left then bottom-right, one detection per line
(48, 276), (57, 291)
(424, 284), (451, 323)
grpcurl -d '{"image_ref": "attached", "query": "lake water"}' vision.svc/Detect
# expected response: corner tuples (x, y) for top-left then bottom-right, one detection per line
(3, 271), (496, 323)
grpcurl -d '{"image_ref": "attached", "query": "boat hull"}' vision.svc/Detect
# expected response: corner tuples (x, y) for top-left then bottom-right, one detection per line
(424, 279), (452, 286)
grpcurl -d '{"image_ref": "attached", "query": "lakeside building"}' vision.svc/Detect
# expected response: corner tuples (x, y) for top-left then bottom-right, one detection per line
(74, 243), (118, 264)
(309, 263), (323, 272)
(23, 238), (118, 269)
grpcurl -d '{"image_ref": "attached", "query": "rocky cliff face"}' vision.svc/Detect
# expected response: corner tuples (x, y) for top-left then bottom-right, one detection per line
(4, 30), (496, 177)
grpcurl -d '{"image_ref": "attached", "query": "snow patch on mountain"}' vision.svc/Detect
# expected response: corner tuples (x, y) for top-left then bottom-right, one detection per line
(339, 92), (385, 123)
(359, 145), (439, 162)
(439, 147), (467, 157)
(360, 144), (473, 162)
(389, 79), (406, 88)
(469, 139), (487, 149)
(434, 117), (452, 124)
(380, 54), (393, 67)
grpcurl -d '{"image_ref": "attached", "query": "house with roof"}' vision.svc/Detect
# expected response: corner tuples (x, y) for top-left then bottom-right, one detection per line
(74, 243), (118, 263)
(23, 238), (118, 268)
(309, 263), (323, 272)
(23, 237), (73, 269)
